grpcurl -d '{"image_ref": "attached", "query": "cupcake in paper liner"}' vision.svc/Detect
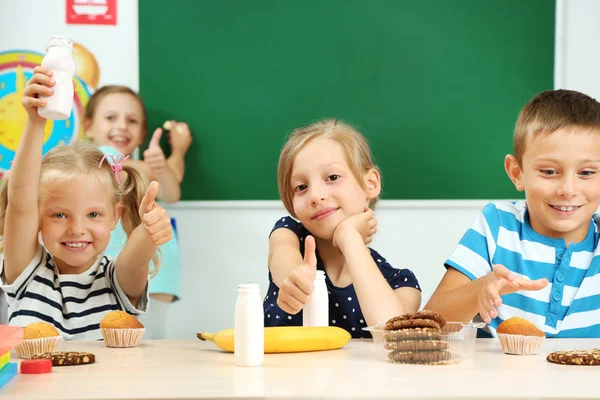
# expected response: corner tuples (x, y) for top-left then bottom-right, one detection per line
(496, 317), (545, 355)
(100, 311), (145, 348)
(16, 322), (62, 359)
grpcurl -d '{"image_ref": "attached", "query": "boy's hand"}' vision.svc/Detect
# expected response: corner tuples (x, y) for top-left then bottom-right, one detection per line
(333, 208), (377, 248)
(138, 181), (172, 245)
(167, 121), (193, 155)
(143, 128), (168, 177)
(277, 235), (317, 314)
(476, 264), (548, 323)
(21, 66), (55, 124)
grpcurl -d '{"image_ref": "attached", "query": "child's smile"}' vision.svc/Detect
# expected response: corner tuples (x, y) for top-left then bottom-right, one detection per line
(311, 207), (339, 221)
(40, 176), (119, 273)
(513, 127), (600, 244)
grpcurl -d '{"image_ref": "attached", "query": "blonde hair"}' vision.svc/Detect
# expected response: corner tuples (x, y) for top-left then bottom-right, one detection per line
(0, 143), (160, 274)
(514, 89), (600, 164)
(85, 85), (148, 136)
(278, 119), (381, 218)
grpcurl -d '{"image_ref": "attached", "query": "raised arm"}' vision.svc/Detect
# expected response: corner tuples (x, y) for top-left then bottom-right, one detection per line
(269, 228), (317, 314)
(424, 268), (481, 322)
(334, 209), (420, 327)
(3, 67), (54, 284)
(165, 121), (192, 183)
(141, 128), (181, 203)
(116, 181), (173, 304)
(425, 266), (548, 323)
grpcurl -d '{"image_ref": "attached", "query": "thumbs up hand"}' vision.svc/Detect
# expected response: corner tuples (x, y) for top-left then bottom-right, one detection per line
(143, 128), (168, 178)
(138, 181), (172, 246)
(276, 235), (318, 315)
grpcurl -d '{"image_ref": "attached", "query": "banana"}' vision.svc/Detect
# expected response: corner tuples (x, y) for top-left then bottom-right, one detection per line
(197, 326), (351, 353)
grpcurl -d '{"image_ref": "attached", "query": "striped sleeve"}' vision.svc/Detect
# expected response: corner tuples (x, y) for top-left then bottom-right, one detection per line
(103, 257), (148, 314)
(0, 245), (46, 303)
(445, 202), (500, 280)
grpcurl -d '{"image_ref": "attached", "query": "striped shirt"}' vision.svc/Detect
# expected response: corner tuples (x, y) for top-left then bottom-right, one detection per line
(0, 245), (147, 340)
(446, 201), (600, 338)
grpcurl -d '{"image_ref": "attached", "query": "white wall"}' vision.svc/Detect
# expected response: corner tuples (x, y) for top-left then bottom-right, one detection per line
(554, 0), (600, 99)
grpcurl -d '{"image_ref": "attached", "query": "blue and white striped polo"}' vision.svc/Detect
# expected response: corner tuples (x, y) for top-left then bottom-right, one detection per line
(446, 201), (600, 338)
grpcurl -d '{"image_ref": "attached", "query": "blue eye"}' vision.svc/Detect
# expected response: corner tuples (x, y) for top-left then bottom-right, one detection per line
(54, 213), (65, 219)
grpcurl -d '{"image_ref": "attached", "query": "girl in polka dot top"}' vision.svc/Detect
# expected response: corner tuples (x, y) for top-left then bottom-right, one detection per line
(264, 119), (421, 338)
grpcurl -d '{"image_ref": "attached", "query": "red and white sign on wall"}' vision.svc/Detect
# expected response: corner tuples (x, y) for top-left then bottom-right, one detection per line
(66, 0), (117, 26)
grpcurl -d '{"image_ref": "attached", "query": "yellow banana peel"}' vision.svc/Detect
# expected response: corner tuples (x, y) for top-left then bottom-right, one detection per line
(197, 326), (351, 353)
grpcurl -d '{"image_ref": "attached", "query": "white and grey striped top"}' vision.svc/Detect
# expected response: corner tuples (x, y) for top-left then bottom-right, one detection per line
(0, 245), (147, 340)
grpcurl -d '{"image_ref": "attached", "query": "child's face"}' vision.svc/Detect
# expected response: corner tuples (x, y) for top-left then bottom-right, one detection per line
(507, 127), (600, 244)
(290, 137), (375, 240)
(85, 93), (145, 156)
(39, 176), (120, 273)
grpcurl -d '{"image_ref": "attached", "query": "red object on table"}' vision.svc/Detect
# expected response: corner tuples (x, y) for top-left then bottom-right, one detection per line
(20, 359), (53, 374)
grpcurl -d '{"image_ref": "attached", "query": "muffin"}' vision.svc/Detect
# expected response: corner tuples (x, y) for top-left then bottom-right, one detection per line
(496, 317), (545, 355)
(16, 322), (61, 359)
(100, 311), (145, 348)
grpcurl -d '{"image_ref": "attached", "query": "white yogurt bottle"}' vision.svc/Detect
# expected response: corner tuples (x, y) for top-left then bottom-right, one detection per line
(38, 36), (75, 120)
(234, 283), (264, 367)
(303, 270), (329, 326)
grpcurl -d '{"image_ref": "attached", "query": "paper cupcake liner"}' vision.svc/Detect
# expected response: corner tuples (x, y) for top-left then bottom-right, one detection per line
(101, 328), (145, 348)
(15, 336), (61, 359)
(497, 333), (545, 355)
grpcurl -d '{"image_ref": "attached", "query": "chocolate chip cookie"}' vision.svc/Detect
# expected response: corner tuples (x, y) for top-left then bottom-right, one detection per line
(387, 349), (457, 365)
(385, 340), (449, 351)
(32, 351), (96, 366)
(546, 349), (600, 366)
(384, 327), (443, 342)
(385, 318), (441, 331)
(387, 310), (447, 328)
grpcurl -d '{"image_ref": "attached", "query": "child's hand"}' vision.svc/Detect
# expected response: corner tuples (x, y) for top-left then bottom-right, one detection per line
(167, 121), (192, 155)
(138, 181), (172, 245)
(333, 208), (377, 248)
(476, 264), (548, 323)
(277, 235), (317, 314)
(21, 66), (55, 123)
(143, 128), (168, 177)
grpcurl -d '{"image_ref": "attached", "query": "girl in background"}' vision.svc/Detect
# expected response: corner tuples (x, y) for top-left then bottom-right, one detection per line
(84, 85), (192, 338)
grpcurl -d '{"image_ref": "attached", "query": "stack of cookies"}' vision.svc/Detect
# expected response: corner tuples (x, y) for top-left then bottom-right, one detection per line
(383, 310), (455, 365)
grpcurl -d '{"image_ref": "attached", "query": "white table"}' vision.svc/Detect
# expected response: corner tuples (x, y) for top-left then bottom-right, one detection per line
(2, 339), (599, 399)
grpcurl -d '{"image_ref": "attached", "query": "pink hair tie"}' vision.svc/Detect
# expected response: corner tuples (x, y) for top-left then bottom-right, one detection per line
(99, 153), (130, 188)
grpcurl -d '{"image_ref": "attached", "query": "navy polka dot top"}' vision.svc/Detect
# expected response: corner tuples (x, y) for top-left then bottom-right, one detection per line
(264, 216), (420, 338)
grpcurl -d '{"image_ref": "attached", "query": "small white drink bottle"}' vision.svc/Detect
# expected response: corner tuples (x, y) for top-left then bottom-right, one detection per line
(38, 36), (75, 120)
(303, 270), (329, 326)
(234, 283), (264, 367)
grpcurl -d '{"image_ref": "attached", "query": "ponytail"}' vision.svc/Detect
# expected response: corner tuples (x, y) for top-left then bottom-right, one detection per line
(120, 165), (160, 276)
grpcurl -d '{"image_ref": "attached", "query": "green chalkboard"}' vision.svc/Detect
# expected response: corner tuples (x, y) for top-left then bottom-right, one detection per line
(139, 0), (555, 200)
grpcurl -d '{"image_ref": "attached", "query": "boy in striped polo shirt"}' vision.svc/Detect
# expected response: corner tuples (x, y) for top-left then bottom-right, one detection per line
(426, 90), (600, 337)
